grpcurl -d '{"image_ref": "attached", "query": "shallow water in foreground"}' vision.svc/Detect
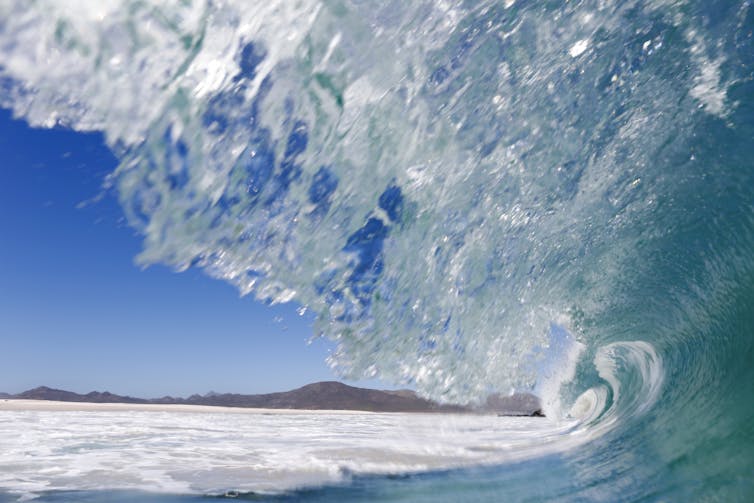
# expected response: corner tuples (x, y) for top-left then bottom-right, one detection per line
(2, 403), (738, 502)
(0, 409), (586, 501)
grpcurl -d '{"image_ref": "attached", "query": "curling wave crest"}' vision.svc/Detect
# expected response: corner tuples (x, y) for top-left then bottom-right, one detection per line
(1, 1), (751, 430)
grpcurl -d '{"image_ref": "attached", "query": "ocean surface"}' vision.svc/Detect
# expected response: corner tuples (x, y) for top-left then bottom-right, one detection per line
(1, 0), (753, 501)
(0, 408), (583, 501)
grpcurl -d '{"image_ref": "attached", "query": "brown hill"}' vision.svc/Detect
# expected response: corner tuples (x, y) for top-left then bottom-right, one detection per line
(9, 382), (542, 415)
(157, 381), (468, 413)
(11, 382), (465, 413)
(16, 386), (148, 403)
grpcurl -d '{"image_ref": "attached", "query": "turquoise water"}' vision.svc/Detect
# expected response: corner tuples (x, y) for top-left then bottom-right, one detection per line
(0, 451), (680, 502)
(1, 0), (754, 500)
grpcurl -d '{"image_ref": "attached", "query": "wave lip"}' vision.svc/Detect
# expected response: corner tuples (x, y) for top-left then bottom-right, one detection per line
(0, 0), (747, 406)
(569, 340), (664, 434)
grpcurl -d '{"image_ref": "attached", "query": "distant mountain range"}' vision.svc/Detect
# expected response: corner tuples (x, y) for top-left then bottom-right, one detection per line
(1, 382), (542, 415)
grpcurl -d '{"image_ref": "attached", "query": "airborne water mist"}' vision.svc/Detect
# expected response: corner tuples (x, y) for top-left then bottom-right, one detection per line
(2, 0), (754, 499)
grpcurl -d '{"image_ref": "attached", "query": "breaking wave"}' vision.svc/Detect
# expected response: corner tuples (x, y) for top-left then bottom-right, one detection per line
(2, 0), (754, 499)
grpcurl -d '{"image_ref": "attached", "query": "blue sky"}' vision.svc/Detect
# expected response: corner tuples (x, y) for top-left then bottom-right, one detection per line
(0, 108), (386, 397)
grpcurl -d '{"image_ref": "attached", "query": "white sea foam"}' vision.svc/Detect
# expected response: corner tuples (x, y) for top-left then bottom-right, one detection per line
(0, 408), (584, 500)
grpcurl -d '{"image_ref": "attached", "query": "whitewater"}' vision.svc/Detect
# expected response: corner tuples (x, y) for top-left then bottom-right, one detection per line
(0, 404), (584, 501)
(1, 0), (753, 500)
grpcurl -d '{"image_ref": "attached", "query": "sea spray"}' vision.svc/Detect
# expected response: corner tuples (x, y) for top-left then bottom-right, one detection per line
(1, 1), (754, 498)
(0, 0), (724, 406)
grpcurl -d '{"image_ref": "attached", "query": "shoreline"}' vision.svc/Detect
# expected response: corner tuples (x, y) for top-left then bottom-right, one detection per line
(0, 399), (378, 415)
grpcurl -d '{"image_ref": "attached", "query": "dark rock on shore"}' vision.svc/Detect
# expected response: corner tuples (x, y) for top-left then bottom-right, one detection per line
(479, 392), (543, 416)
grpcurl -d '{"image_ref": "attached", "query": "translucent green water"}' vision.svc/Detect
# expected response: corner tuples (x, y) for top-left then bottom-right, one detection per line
(1, 0), (753, 500)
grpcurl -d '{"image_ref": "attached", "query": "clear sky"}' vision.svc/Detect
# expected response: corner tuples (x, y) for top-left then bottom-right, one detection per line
(0, 108), (387, 398)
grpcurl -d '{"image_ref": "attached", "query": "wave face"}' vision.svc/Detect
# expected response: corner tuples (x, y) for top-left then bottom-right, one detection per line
(2, 0), (754, 499)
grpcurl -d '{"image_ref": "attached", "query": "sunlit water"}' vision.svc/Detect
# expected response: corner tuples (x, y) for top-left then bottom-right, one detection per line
(1, 0), (753, 500)
(0, 409), (578, 501)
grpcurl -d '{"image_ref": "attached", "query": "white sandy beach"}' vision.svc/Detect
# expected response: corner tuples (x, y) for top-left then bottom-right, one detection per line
(0, 398), (373, 415)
